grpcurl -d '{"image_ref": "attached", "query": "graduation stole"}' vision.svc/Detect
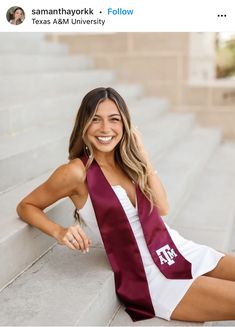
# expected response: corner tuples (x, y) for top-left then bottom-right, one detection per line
(81, 156), (192, 321)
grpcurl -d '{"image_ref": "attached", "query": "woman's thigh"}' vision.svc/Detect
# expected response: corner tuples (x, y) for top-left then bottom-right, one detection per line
(171, 275), (235, 322)
(204, 254), (235, 281)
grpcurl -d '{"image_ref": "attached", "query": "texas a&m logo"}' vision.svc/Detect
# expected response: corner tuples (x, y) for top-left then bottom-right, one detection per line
(156, 244), (178, 265)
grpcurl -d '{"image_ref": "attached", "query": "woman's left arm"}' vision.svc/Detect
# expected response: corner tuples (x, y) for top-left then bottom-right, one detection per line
(133, 128), (169, 216)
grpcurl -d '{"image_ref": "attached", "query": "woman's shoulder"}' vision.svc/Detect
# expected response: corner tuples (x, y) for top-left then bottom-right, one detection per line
(66, 158), (86, 184)
(48, 158), (86, 192)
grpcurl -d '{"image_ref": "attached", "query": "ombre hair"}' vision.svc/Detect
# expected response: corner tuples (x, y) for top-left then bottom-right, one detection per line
(69, 87), (154, 221)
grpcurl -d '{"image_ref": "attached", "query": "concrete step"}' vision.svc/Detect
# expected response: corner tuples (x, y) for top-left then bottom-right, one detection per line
(0, 93), (83, 136)
(141, 112), (195, 161)
(130, 97), (169, 126)
(0, 81), (143, 107)
(0, 245), (119, 326)
(156, 127), (222, 225)
(110, 306), (228, 326)
(0, 168), (77, 291)
(0, 95), (167, 136)
(0, 120), (72, 192)
(113, 83), (143, 102)
(0, 70), (115, 102)
(0, 33), (68, 55)
(0, 54), (94, 74)
(110, 304), (203, 326)
(172, 142), (235, 252)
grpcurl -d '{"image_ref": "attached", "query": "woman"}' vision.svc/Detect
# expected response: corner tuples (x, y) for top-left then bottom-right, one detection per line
(17, 87), (235, 322)
(9, 7), (24, 25)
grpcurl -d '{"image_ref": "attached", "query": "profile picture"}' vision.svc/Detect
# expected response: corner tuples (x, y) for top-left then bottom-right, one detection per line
(6, 6), (25, 25)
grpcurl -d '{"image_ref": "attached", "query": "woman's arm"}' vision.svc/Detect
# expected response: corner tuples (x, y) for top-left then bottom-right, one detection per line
(16, 159), (91, 252)
(133, 128), (169, 216)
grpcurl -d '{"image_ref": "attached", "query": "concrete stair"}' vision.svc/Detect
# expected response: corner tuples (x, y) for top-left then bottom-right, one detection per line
(0, 70), (116, 102)
(0, 246), (118, 326)
(172, 142), (235, 251)
(0, 84), (142, 136)
(0, 33), (235, 326)
(0, 33), (68, 55)
(0, 54), (94, 74)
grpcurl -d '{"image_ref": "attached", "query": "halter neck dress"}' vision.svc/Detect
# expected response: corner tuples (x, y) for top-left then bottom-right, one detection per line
(79, 185), (224, 321)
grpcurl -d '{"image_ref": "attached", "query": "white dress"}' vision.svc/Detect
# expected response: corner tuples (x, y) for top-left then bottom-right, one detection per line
(79, 185), (225, 321)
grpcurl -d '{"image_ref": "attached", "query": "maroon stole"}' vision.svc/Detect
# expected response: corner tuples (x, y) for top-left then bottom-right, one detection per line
(81, 156), (192, 321)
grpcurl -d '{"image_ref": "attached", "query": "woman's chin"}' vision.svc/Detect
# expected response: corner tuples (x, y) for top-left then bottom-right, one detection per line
(93, 144), (116, 154)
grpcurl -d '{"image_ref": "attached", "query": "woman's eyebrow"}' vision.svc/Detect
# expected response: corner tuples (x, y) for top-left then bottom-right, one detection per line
(94, 113), (121, 117)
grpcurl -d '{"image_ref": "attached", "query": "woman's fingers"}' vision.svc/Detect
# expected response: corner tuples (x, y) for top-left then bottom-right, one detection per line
(70, 227), (87, 252)
(61, 225), (91, 252)
(74, 224), (91, 251)
(63, 235), (77, 251)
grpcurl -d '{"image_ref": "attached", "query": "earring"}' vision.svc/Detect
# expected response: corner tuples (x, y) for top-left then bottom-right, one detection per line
(85, 145), (91, 158)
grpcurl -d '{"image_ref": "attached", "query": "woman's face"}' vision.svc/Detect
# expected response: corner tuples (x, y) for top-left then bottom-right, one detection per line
(14, 9), (23, 20)
(86, 99), (123, 155)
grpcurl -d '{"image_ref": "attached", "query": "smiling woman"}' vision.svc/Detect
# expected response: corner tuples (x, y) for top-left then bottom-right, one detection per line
(16, 87), (235, 324)
(6, 6), (25, 25)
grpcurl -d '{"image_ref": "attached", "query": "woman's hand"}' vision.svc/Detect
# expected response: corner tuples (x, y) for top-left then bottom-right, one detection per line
(55, 224), (91, 253)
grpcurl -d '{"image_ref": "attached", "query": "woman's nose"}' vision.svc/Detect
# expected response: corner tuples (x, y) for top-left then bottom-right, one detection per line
(100, 120), (110, 132)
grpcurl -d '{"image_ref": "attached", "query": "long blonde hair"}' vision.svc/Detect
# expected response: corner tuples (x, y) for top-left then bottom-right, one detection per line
(69, 87), (154, 221)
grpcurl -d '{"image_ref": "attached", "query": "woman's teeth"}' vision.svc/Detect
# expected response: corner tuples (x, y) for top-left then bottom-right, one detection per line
(97, 136), (113, 144)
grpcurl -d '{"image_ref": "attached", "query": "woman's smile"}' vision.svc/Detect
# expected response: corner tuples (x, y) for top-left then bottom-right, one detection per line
(96, 136), (114, 144)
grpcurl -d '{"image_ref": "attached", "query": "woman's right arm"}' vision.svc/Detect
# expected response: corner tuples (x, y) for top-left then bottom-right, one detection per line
(16, 159), (90, 252)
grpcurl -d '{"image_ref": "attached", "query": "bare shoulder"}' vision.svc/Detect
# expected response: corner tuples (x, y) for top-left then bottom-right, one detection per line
(18, 158), (87, 210)
(67, 158), (86, 184)
(48, 158), (86, 191)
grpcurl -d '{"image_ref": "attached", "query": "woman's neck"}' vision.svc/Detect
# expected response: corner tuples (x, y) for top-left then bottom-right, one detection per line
(94, 151), (117, 168)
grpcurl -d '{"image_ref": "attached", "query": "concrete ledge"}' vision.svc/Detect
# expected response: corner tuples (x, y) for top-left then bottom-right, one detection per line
(143, 113), (195, 161)
(0, 131), (69, 191)
(0, 197), (75, 291)
(0, 245), (119, 326)
(0, 89), (151, 137)
(172, 142), (235, 252)
(110, 304), (204, 326)
(0, 34), (68, 55)
(0, 70), (115, 101)
(158, 127), (222, 224)
(0, 54), (94, 74)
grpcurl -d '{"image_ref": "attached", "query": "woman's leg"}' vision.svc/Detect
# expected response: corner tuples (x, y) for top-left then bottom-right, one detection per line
(171, 275), (235, 322)
(204, 254), (235, 281)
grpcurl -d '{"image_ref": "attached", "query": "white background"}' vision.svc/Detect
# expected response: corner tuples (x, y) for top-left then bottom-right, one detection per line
(0, 0), (234, 32)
